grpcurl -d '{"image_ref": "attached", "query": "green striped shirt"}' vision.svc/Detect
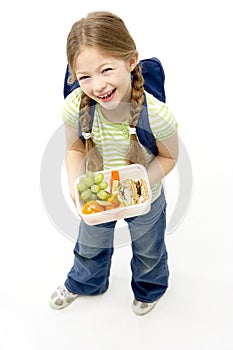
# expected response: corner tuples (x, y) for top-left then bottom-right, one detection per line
(61, 88), (178, 202)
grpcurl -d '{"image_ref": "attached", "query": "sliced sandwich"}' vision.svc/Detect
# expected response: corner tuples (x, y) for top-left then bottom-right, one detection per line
(117, 178), (149, 206)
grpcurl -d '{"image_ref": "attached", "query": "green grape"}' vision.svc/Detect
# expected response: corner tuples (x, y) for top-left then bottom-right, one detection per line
(91, 184), (100, 193)
(94, 173), (104, 185)
(78, 181), (89, 192)
(97, 190), (110, 200)
(89, 192), (98, 200)
(99, 182), (108, 190)
(80, 189), (92, 201)
(83, 176), (95, 187)
(86, 171), (95, 180)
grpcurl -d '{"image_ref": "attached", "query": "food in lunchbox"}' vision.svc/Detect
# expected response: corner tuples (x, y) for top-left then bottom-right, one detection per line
(82, 200), (104, 214)
(81, 197), (121, 214)
(78, 171), (110, 203)
(117, 178), (149, 206)
(78, 170), (149, 215)
(110, 170), (120, 194)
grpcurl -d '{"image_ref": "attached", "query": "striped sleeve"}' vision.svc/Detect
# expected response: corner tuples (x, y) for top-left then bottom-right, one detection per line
(146, 92), (178, 141)
(61, 88), (81, 128)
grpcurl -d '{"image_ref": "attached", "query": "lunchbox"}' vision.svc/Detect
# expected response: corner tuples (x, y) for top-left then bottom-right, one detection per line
(74, 164), (152, 225)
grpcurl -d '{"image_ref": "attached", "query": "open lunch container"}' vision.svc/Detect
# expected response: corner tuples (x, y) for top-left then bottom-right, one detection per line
(74, 164), (152, 225)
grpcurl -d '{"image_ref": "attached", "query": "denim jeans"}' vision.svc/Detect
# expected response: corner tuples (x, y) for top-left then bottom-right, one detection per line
(65, 189), (169, 303)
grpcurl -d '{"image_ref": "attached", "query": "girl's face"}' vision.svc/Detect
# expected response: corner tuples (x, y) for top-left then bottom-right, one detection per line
(75, 47), (137, 110)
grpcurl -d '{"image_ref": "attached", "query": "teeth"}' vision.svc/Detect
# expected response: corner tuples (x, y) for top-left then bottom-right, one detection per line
(99, 91), (112, 99)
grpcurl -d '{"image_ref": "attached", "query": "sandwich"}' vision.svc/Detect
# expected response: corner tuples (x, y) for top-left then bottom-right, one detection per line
(117, 178), (149, 206)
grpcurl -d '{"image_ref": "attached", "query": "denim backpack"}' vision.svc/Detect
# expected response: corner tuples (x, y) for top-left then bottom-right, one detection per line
(63, 57), (166, 156)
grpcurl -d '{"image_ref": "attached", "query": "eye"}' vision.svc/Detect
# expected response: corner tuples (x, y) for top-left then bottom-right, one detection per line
(102, 67), (112, 74)
(78, 75), (90, 81)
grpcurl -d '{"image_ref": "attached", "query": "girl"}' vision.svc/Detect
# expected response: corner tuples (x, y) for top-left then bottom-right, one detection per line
(49, 11), (178, 316)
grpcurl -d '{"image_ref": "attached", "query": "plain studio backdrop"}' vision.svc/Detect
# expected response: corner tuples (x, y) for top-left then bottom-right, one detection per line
(0, 0), (232, 349)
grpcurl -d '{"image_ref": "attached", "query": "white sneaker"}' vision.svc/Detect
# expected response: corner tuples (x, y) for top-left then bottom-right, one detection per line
(49, 285), (79, 310)
(132, 299), (158, 316)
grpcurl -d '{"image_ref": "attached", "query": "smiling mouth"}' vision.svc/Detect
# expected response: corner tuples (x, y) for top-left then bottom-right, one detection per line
(97, 88), (116, 100)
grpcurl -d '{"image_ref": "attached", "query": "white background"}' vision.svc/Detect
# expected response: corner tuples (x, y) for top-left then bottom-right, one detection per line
(0, 0), (233, 349)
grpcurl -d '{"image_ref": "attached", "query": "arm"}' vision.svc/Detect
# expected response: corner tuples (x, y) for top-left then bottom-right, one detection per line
(147, 132), (179, 187)
(64, 122), (86, 204)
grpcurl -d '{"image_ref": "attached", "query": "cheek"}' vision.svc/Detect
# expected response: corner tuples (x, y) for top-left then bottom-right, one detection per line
(119, 74), (132, 91)
(79, 82), (92, 96)
(113, 75), (127, 90)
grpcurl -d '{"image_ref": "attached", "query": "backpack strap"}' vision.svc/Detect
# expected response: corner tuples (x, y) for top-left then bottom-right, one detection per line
(136, 96), (158, 156)
(134, 57), (165, 155)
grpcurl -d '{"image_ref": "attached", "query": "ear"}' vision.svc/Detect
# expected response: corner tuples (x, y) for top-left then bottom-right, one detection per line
(129, 53), (138, 72)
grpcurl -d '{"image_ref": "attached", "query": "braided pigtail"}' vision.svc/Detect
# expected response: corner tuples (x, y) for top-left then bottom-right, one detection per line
(125, 64), (146, 167)
(79, 92), (103, 171)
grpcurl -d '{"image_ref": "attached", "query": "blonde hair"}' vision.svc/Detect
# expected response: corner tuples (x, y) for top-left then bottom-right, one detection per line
(67, 11), (146, 171)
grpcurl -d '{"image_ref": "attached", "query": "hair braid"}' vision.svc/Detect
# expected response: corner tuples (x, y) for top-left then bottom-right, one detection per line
(79, 92), (92, 132)
(79, 92), (103, 171)
(125, 64), (146, 167)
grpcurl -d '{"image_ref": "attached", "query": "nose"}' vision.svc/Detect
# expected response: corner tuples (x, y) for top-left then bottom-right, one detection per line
(92, 75), (107, 93)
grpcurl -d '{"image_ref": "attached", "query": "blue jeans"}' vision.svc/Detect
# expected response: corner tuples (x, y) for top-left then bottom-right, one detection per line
(65, 190), (169, 303)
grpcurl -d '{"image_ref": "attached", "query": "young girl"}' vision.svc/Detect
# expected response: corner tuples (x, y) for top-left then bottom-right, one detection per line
(49, 11), (178, 316)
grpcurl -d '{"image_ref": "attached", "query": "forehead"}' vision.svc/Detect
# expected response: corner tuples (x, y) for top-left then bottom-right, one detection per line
(75, 47), (122, 73)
